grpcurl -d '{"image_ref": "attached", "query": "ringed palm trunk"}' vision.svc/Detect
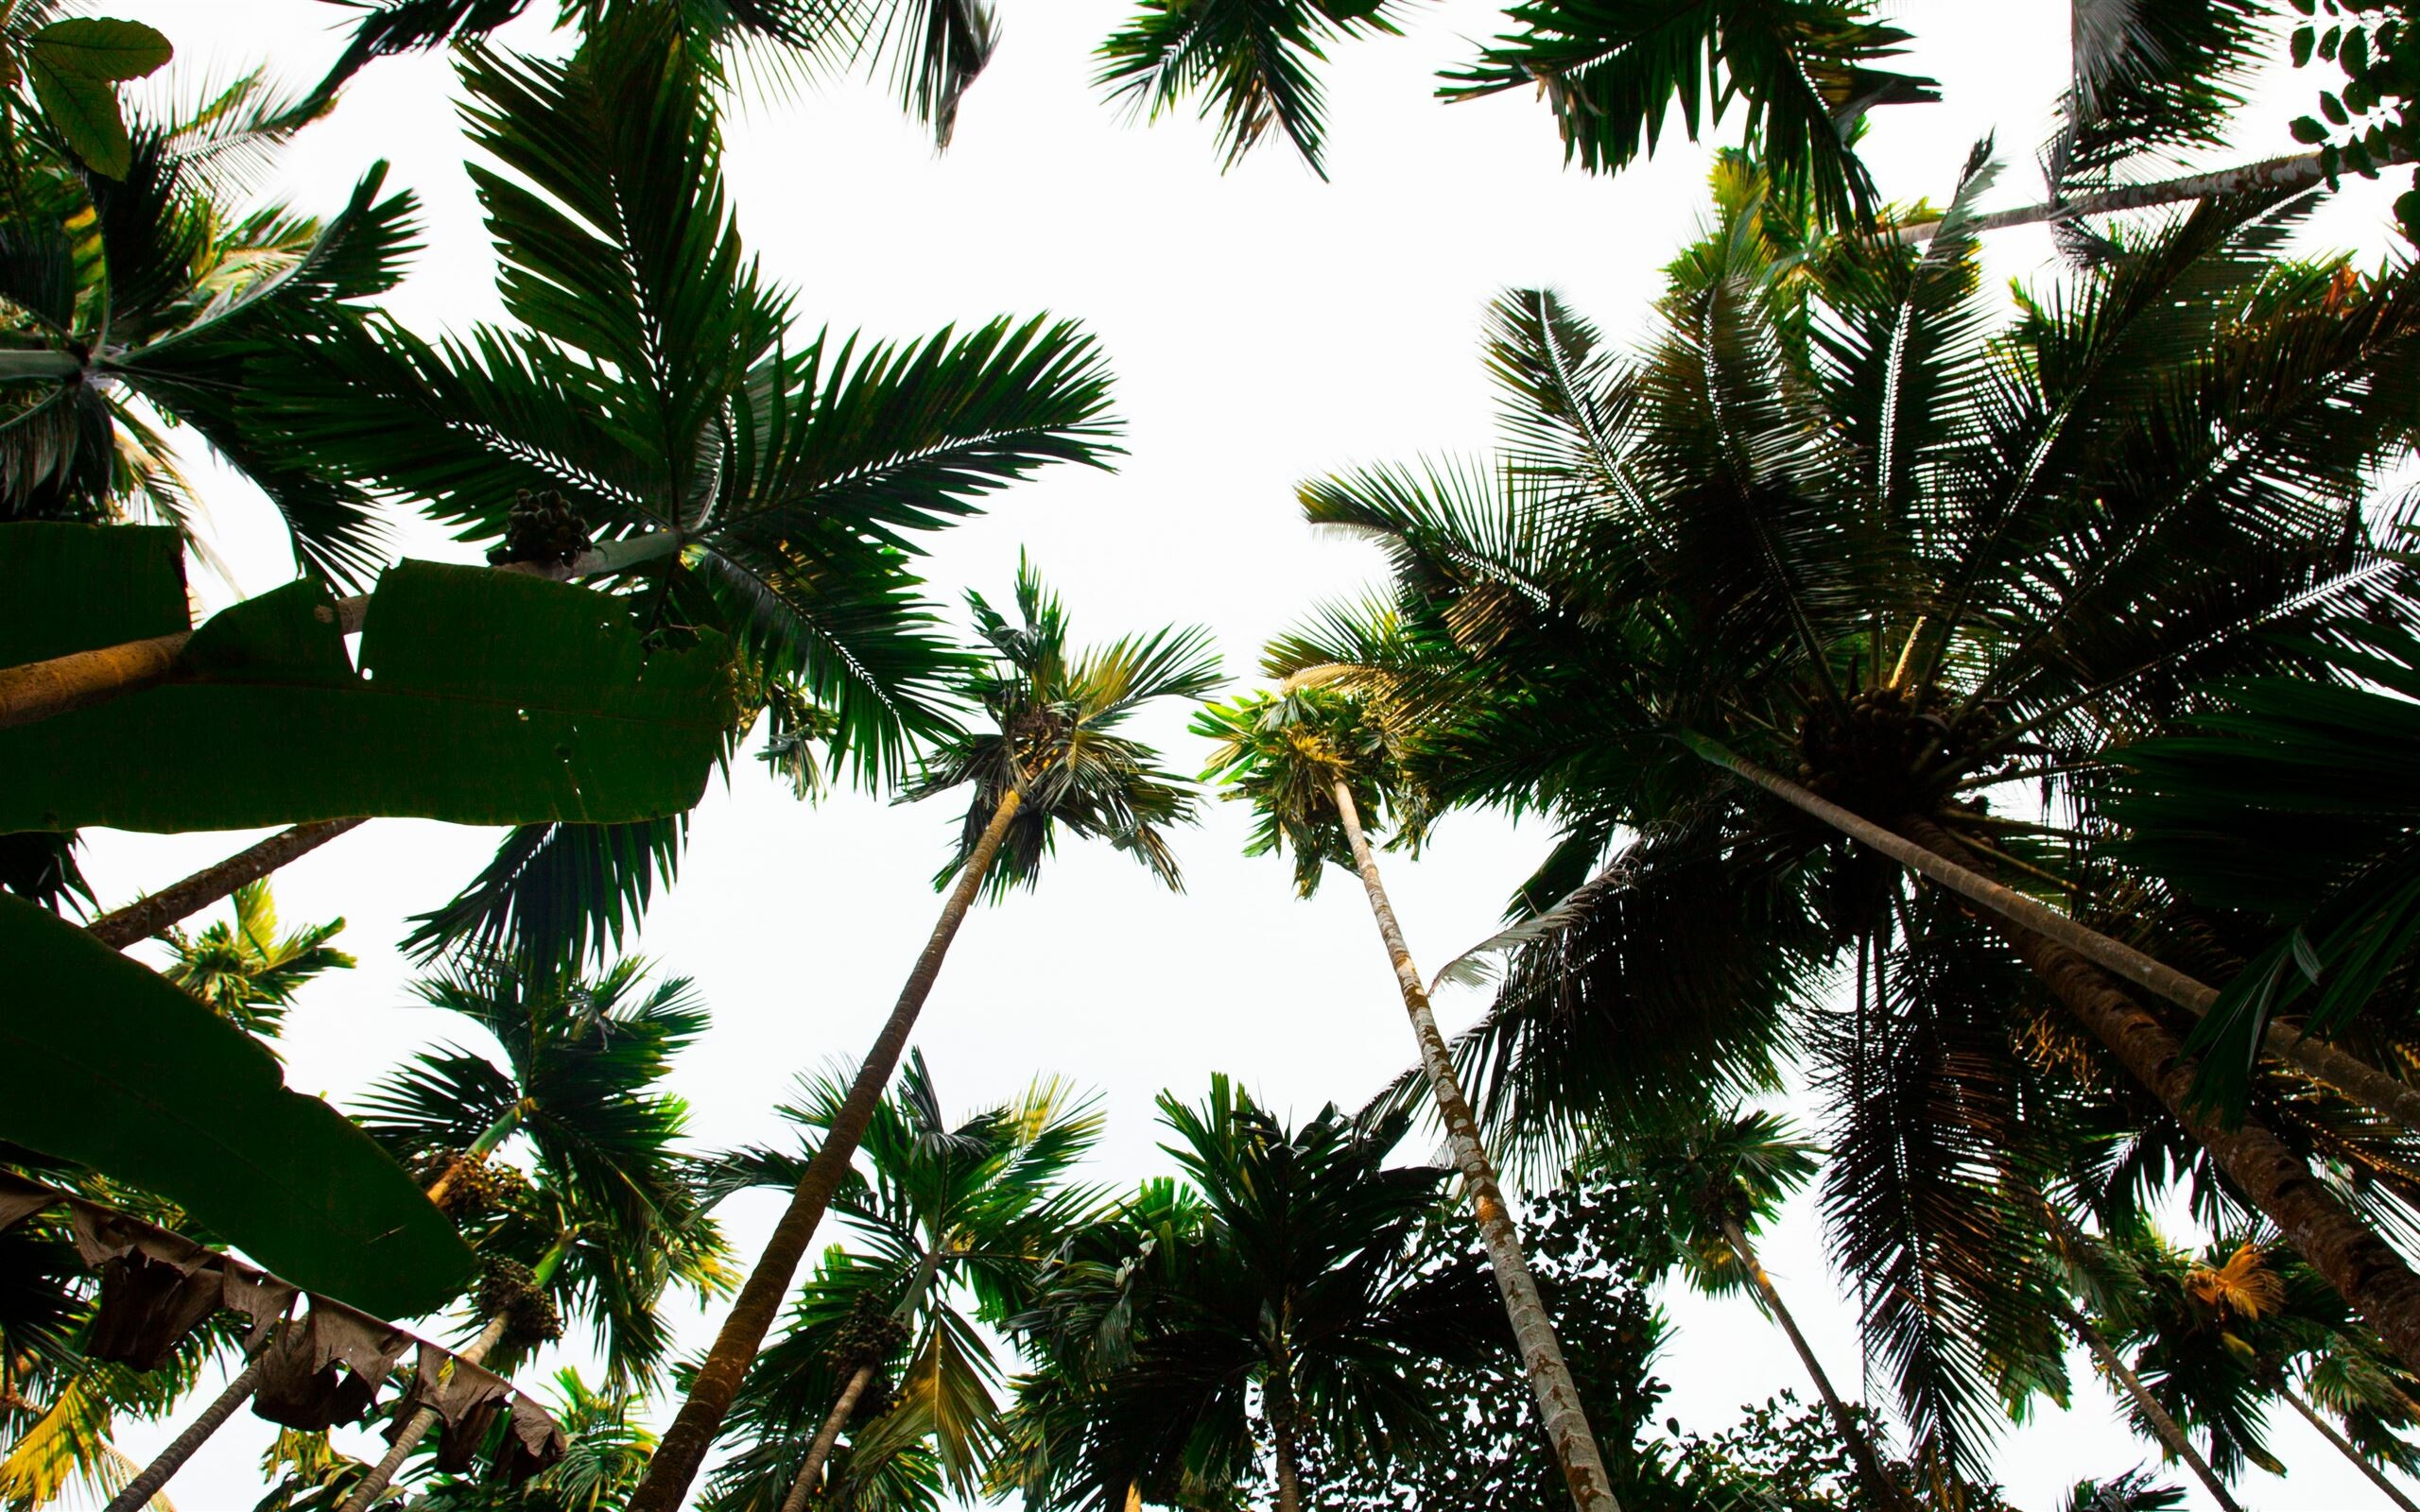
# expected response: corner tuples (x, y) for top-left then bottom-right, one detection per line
(86, 818), (367, 949)
(1717, 1217), (1914, 1512)
(2275, 1374), (2420, 1512)
(1330, 781), (1622, 1512)
(2057, 1305), (2239, 1512)
(1267, 1372), (1305, 1512)
(1687, 744), (2420, 1372)
(775, 1247), (947, 1512)
(775, 1364), (877, 1512)
(629, 789), (1025, 1512)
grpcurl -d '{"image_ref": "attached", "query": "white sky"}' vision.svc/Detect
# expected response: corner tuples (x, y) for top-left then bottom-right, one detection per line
(62, 0), (2420, 1507)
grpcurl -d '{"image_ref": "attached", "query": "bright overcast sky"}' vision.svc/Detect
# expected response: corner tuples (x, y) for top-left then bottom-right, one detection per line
(70, 1), (2416, 1506)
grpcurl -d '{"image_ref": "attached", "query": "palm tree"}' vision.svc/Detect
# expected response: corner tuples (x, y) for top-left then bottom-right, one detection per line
(98, 954), (727, 1510)
(1195, 684), (1619, 1512)
(156, 879), (352, 1039)
(411, 1366), (654, 1512)
(1589, 1108), (1912, 1512)
(996, 1078), (1501, 1512)
(1263, 154), (2420, 1465)
(327, 958), (732, 1511)
(629, 561), (1218, 1512)
(257, 5), (1118, 982)
(703, 1053), (1102, 1512)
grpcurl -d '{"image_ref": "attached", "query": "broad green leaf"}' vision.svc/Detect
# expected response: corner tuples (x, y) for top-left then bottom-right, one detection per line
(0, 560), (737, 833)
(0, 894), (473, 1318)
(0, 523), (185, 667)
(25, 60), (131, 179)
(26, 19), (173, 82)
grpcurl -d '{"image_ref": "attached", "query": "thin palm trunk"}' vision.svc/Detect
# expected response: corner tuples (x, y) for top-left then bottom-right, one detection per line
(1330, 780), (1621, 1512)
(775, 1246), (946, 1512)
(87, 818), (367, 949)
(1719, 1217), (1914, 1512)
(1686, 737), (2420, 1132)
(100, 1351), (268, 1512)
(1894, 145), (2415, 242)
(2059, 1305), (2238, 1512)
(1270, 1406), (1305, 1512)
(629, 788), (1026, 1512)
(775, 1365), (875, 1512)
(335, 1310), (512, 1512)
(2277, 1376), (2420, 1512)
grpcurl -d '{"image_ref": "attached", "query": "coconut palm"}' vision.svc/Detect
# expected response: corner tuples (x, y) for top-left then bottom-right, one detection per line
(700, 1053), (1099, 1511)
(1264, 153), (2420, 1469)
(260, 6), (1116, 984)
(996, 1078), (1502, 1512)
(1194, 683), (1619, 1512)
(157, 880), (352, 1040)
(1588, 1108), (1912, 1512)
(629, 562), (1217, 1512)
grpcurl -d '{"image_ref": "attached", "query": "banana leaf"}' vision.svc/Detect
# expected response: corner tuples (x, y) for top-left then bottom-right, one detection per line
(0, 894), (474, 1317)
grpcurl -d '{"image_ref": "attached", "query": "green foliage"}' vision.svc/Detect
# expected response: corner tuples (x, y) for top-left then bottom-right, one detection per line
(906, 557), (1220, 899)
(996, 1080), (1497, 1512)
(1097, 0), (1411, 176)
(1266, 152), (2420, 1475)
(162, 880), (354, 1040)
(0, 893), (474, 1318)
(17, 17), (173, 179)
(707, 1055), (1103, 1508)
(2283, 0), (2420, 236)
(0, 558), (738, 833)
(1440, 0), (1937, 226)
(1195, 684), (1425, 897)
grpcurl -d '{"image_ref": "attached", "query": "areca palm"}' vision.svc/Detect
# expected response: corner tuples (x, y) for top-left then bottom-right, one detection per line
(329, 955), (731, 1509)
(1587, 1108), (1911, 1512)
(1194, 683), (1619, 1512)
(260, 6), (1116, 978)
(704, 1053), (1100, 1511)
(630, 562), (1217, 1512)
(1267, 155), (2420, 1469)
(996, 1079), (1501, 1512)
(159, 879), (352, 1040)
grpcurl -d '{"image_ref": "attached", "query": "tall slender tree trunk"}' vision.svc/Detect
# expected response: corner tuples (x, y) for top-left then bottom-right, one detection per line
(2058, 1305), (2238, 1512)
(2277, 1376), (2420, 1512)
(1718, 1218), (1913, 1512)
(628, 789), (1025, 1512)
(1685, 738), (2420, 1132)
(775, 1365), (875, 1512)
(0, 629), (190, 729)
(335, 1311), (512, 1512)
(776, 1246), (944, 1512)
(1270, 1408), (1305, 1512)
(87, 818), (367, 949)
(1894, 145), (2416, 242)
(101, 1352), (269, 1512)
(1330, 781), (1622, 1512)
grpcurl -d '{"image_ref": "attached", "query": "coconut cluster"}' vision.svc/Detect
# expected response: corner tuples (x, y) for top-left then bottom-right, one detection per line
(476, 1257), (565, 1350)
(487, 489), (593, 568)
(1794, 682), (2003, 816)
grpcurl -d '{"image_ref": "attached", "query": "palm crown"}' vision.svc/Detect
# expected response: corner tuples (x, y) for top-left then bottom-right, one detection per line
(1194, 683), (1424, 898)
(906, 558), (1221, 898)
